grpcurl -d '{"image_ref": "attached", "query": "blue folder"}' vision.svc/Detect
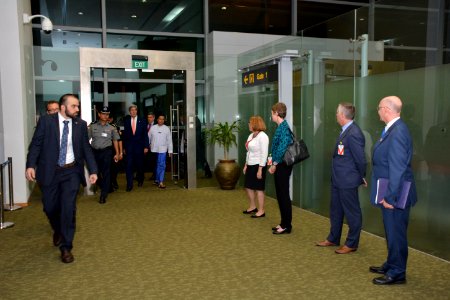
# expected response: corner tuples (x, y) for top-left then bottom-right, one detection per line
(374, 178), (411, 209)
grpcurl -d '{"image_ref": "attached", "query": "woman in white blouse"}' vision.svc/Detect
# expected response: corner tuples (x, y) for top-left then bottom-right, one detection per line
(243, 116), (269, 218)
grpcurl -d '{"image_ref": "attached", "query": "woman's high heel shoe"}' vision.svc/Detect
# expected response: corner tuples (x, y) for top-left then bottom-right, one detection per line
(272, 227), (291, 235)
(251, 213), (265, 218)
(242, 208), (258, 214)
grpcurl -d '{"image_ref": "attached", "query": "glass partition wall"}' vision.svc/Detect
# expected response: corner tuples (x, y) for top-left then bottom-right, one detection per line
(237, 5), (450, 260)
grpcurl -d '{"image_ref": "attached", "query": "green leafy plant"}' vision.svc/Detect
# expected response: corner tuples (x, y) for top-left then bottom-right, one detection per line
(204, 120), (240, 160)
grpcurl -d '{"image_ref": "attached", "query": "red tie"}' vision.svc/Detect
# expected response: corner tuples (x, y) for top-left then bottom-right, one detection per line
(132, 117), (136, 135)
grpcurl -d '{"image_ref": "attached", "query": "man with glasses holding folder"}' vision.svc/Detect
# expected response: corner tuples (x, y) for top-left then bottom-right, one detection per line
(369, 96), (417, 285)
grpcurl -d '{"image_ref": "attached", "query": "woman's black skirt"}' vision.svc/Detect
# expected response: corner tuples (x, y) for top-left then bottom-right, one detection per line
(244, 164), (267, 191)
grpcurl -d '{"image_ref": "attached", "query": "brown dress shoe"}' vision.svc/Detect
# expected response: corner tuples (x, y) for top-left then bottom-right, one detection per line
(335, 245), (357, 254)
(61, 250), (74, 263)
(316, 240), (337, 247)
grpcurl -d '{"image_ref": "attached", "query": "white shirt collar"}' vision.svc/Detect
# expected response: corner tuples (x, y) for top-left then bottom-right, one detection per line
(385, 116), (400, 132)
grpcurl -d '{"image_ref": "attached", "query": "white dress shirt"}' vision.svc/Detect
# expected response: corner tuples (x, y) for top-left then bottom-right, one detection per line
(149, 124), (173, 154)
(245, 131), (269, 166)
(58, 113), (75, 164)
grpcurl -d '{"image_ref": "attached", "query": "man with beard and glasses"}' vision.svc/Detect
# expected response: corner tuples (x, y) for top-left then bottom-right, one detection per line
(26, 93), (98, 264)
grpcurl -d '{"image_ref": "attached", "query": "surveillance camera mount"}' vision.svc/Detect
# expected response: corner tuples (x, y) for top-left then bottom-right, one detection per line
(23, 13), (53, 32)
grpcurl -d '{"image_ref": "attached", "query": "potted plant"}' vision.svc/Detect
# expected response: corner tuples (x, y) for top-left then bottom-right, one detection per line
(204, 120), (241, 190)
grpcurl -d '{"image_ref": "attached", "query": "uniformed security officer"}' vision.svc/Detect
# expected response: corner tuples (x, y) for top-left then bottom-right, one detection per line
(88, 106), (120, 204)
(108, 115), (123, 191)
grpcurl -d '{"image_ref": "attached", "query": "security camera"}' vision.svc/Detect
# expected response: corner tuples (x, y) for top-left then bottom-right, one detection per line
(23, 13), (53, 34)
(41, 17), (53, 34)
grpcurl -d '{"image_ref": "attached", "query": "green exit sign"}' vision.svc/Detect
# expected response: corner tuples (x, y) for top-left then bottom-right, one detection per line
(131, 55), (148, 69)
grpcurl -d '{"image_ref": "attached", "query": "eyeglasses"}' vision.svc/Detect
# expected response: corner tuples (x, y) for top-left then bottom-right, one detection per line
(377, 106), (386, 111)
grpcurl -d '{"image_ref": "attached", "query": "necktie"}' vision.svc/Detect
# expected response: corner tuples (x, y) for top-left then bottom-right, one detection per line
(132, 117), (136, 135)
(381, 128), (386, 138)
(58, 120), (69, 166)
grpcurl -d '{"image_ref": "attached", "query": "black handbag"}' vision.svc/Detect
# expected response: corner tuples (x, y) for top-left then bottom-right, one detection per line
(283, 128), (310, 166)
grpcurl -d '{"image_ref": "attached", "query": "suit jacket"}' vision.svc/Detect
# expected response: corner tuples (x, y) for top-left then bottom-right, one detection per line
(26, 113), (98, 187)
(331, 122), (367, 189)
(123, 115), (150, 152)
(370, 118), (417, 207)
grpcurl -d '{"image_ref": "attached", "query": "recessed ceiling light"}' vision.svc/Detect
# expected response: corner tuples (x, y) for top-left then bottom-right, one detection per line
(328, 29), (333, 32)
(221, 6), (227, 10)
(77, 33), (81, 36)
(359, 18), (365, 21)
(78, 11), (84, 15)
(142, 0), (147, 2)
(131, 14), (137, 18)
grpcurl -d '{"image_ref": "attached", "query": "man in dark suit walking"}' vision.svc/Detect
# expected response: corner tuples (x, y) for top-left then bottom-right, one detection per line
(123, 104), (149, 191)
(25, 94), (98, 263)
(369, 96), (417, 285)
(317, 102), (367, 254)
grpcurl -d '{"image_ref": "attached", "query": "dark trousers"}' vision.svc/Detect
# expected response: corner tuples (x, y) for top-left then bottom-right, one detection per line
(327, 186), (362, 248)
(94, 147), (113, 198)
(381, 205), (411, 279)
(273, 162), (293, 229)
(125, 149), (145, 188)
(41, 167), (81, 251)
(145, 151), (157, 177)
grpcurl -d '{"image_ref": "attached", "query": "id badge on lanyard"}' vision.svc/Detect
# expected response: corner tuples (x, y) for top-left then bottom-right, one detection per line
(337, 142), (344, 156)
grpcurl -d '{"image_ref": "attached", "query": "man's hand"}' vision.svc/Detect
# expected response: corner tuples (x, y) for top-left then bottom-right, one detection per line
(362, 178), (368, 187)
(25, 168), (36, 182)
(144, 148), (149, 154)
(89, 174), (98, 184)
(379, 199), (394, 209)
(243, 165), (247, 175)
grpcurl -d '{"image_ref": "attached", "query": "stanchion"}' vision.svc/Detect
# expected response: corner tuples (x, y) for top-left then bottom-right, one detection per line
(3, 157), (22, 211)
(0, 161), (14, 229)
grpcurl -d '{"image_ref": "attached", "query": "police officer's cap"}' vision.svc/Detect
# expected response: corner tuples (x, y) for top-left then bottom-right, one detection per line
(99, 106), (110, 114)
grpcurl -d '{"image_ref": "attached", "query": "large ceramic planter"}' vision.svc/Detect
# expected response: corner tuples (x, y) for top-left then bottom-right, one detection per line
(214, 159), (240, 190)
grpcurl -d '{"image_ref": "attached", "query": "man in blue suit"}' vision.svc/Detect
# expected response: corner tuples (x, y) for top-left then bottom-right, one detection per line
(123, 104), (149, 191)
(26, 94), (98, 263)
(317, 102), (367, 254)
(369, 96), (417, 285)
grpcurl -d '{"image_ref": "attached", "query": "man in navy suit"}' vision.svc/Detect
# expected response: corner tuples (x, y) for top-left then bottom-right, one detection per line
(123, 104), (149, 191)
(26, 94), (98, 263)
(369, 96), (417, 285)
(317, 102), (367, 254)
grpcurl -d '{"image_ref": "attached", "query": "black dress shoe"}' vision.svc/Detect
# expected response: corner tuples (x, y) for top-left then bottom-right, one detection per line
(126, 186), (132, 192)
(53, 232), (62, 247)
(99, 195), (106, 204)
(243, 208), (258, 214)
(251, 213), (265, 218)
(372, 275), (406, 285)
(112, 182), (119, 189)
(273, 227), (292, 235)
(61, 250), (74, 263)
(369, 266), (386, 274)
